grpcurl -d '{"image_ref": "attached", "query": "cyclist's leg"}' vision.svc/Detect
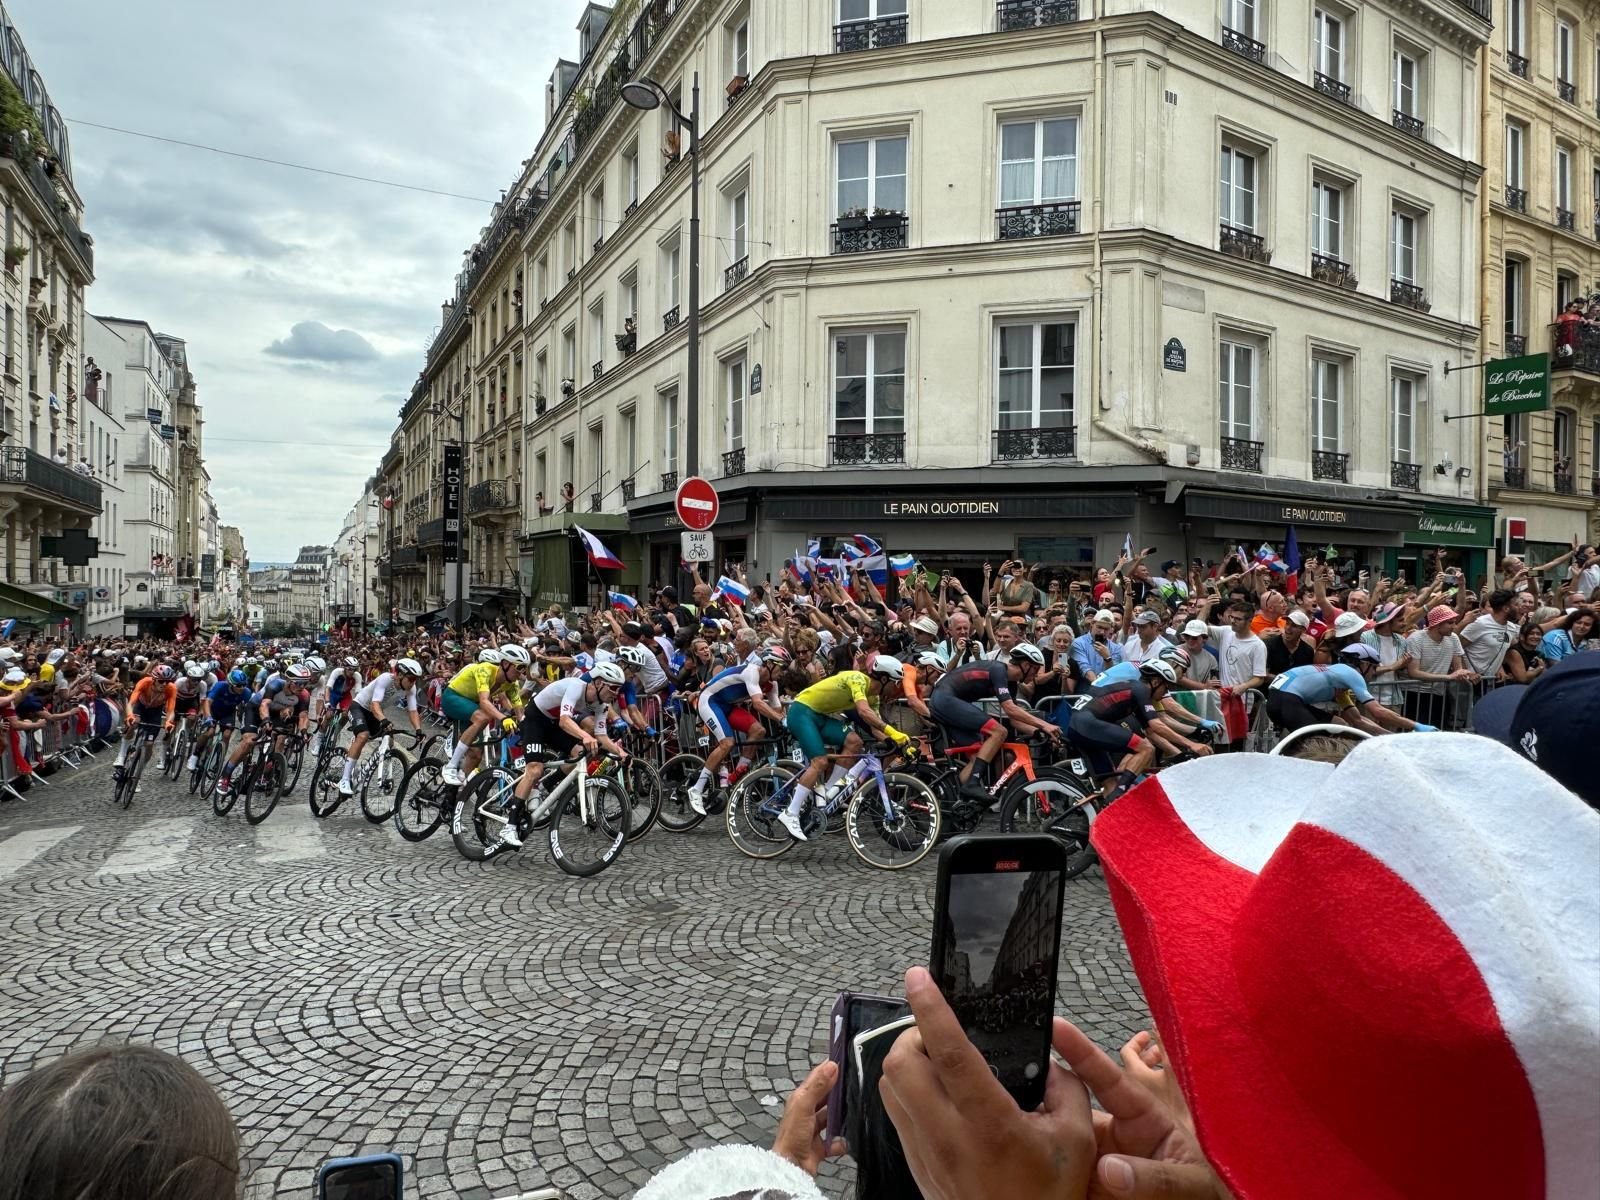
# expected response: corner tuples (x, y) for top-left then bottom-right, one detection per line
(930, 692), (1001, 790)
(726, 707), (762, 779)
(692, 694), (736, 794)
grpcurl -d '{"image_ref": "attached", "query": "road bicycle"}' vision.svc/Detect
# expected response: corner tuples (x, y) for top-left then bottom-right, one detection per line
(727, 743), (941, 869)
(307, 725), (418, 821)
(240, 725), (293, 825)
(161, 714), (196, 782)
(656, 728), (804, 833)
(111, 723), (162, 811)
(189, 719), (234, 796)
(451, 748), (631, 876)
(389, 724), (500, 840)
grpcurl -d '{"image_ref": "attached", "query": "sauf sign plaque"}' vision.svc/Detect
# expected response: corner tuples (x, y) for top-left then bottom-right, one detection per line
(442, 444), (463, 564)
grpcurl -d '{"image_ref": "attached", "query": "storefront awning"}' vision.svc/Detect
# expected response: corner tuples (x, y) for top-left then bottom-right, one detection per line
(0, 579), (79, 621)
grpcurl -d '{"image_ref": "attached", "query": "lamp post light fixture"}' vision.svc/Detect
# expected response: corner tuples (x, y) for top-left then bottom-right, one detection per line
(623, 73), (701, 479)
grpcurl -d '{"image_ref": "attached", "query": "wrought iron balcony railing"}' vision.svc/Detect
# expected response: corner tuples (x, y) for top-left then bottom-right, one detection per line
(829, 432), (906, 466)
(1219, 224), (1269, 263)
(1554, 472), (1576, 495)
(1221, 27), (1266, 63)
(832, 214), (909, 254)
(834, 14), (909, 52)
(592, 360), (604, 380)
(1506, 51), (1529, 78)
(1314, 72), (1351, 103)
(0, 445), (102, 512)
(721, 447), (746, 477)
(1506, 333), (1526, 356)
(466, 478), (516, 515)
(1393, 110), (1425, 139)
(1557, 208), (1576, 232)
(724, 256), (749, 290)
(1504, 186), (1528, 212)
(996, 201), (1081, 239)
(1557, 80), (1577, 104)
(1390, 279), (1429, 311)
(1390, 461), (1422, 491)
(417, 518), (446, 546)
(996, 0), (1079, 30)
(992, 426), (1076, 461)
(663, 305), (681, 333)
(1312, 450), (1350, 482)
(1502, 466), (1527, 490)
(660, 470), (679, 492)
(1220, 436), (1264, 473)
(621, 476), (636, 502)
(1310, 253), (1356, 289)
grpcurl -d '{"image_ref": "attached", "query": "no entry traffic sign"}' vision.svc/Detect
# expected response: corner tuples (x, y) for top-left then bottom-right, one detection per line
(675, 476), (720, 531)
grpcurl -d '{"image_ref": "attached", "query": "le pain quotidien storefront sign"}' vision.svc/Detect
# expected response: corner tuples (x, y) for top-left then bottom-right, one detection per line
(759, 494), (1139, 523)
(1183, 492), (1417, 534)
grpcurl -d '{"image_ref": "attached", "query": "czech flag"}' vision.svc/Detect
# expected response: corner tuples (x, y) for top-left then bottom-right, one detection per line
(716, 576), (750, 606)
(574, 525), (624, 570)
(609, 591), (639, 611)
(889, 553), (919, 578)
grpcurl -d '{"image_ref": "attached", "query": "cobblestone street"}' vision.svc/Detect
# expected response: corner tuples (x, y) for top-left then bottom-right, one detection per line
(0, 757), (1150, 1199)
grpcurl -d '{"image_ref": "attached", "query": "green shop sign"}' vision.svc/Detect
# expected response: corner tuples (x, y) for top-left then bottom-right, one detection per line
(1484, 353), (1550, 416)
(1414, 508), (1495, 547)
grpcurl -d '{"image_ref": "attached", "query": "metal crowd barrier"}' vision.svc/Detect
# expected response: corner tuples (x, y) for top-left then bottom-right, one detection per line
(1, 686), (113, 802)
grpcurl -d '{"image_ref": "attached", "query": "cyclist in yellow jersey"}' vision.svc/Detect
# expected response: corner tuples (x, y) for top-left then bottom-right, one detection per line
(441, 644), (531, 785)
(780, 656), (910, 841)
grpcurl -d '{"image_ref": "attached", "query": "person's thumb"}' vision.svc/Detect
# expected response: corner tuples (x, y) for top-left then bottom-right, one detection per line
(1093, 1154), (1220, 1200)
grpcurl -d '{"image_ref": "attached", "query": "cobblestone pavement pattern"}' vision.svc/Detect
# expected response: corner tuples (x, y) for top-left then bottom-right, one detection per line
(0, 755), (1150, 1199)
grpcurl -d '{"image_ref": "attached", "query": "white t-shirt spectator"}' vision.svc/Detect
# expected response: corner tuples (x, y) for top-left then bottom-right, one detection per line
(1207, 626), (1267, 688)
(1459, 613), (1515, 677)
(1577, 560), (1600, 601)
(1122, 635), (1174, 667)
(1406, 630), (1464, 677)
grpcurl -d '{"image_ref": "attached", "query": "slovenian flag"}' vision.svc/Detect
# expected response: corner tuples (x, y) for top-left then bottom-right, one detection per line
(574, 525), (624, 570)
(805, 537), (822, 559)
(609, 591), (638, 611)
(890, 554), (919, 578)
(788, 552), (813, 584)
(851, 533), (883, 558)
(716, 576), (750, 605)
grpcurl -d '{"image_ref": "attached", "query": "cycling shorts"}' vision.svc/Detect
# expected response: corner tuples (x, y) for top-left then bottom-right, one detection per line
(441, 688), (480, 730)
(129, 702), (167, 729)
(519, 706), (578, 764)
(1067, 712), (1142, 755)
(348, 704), (384, 738)
(209, 704), (241, 729)
(238, 706), (262, 734)
(785, 702), (849, 762)
(173, 693), (202, 716)
(928, 689), (1002, 740)
(1266, 689), (1329, 733)
(699, 694), (759, 742)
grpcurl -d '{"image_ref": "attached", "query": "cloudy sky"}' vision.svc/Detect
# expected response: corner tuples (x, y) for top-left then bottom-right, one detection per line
(13, 0), (584, 561)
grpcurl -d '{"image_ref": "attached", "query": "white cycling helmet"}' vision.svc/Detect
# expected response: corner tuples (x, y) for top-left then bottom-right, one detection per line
(477, 647), (504, 665)
(868, 654), (904, 681)
(1009, 643), (1046, 667)
(184, 662), (207, 680)
(1158, 646), (1192, 672)
(915, 650), (947, 670)
(616, 645), (649, 668)
(1139, 659), (1178, 687)
(498, 644), (531, 667)
(287, 664), (312, 680)
(393, 657), (423, 678)
(591, 662), (626, 686)
(304, 656), (327, 673)
(343, 656), (360, 669)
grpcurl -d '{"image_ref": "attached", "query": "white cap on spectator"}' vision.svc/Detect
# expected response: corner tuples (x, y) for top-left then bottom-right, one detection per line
(1286, 610), (1311, 629)
(1094, 609), (1117, 625)
(1332, 611), (1372, 637)
(46, 648), (64, 664)
(0, 648), (16, 662)
(1182, 619), (1210, 638)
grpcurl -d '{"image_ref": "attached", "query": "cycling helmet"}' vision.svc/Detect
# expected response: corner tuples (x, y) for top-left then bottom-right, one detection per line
(152, 664), (175, 682)
(591, 662), (626, 686)
(1340, 642), (1381, 664)
(1009, 643), (1046, 667)
(1158, 646), (1192, 672)
(760, 646), (791, 667)
(287, 664), (312, 680)
(393, 657), (424, 678)
(615, 645), (649, 668)
(477, 647), (504, 665)
(1139, 659), (1178, 687)
(868, 654), (904, 681)
(304, 655), (327, 673)
(133, 655), (149, 667)
(227, 668), (248, 687)
(343, 656), (360, 669)
(498, 644), (531, 667)
(184, 662), (207, 679)
(915, 650), (947, 670)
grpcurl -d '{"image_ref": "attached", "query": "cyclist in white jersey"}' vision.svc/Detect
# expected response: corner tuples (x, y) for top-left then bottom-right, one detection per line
(338, 659), (425, 796)
(502, 664), (629, 848)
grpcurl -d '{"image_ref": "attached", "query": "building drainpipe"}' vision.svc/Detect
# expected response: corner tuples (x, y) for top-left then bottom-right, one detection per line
(1476, 43), (1491, 509)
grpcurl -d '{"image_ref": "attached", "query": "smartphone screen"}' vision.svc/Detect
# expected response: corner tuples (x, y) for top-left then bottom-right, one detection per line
(318, 1156), (403, 1200)
(929, 835), (1067, 1110)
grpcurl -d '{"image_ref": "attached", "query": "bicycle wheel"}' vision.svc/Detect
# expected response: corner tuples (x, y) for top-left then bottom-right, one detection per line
(187, 736), (213, 795)
(393, 757), (449, 842)
(655, 753), (708, 832)
(244, 754), (286, 825)
(359, 748), (409, 823)
(845, 772), (942, 870)
(280, 741), (305, 796)
(451, 769), (513, 861)
(619, 756), (662, 842)
(115, 746), (142, 810)
(998, 767), (1099, 880)
(549, 776), (630, 877)
(725, 764), (799, 860)
(211, 753), (239, 817)
(163, 729), (188, 781)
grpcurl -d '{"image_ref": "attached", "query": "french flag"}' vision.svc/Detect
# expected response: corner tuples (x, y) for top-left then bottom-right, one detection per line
(716, 576), (750, 606)
(608, 591), (638, 611)
(574, 525), (624, 570)
(1090, 737), (1597, 1200)
(889, 553), (918, 578)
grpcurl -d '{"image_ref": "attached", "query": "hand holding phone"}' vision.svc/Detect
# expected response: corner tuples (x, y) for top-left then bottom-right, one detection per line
(318, 1155), (403, 1200)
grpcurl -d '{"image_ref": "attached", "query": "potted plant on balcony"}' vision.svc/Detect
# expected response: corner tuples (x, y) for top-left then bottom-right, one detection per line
(560, 378), (576, 399)
(3, 244), (24, 272)
(837, 206), (869, 231)
(726, 73), (749, 99)
(534, 391), (547, 416)
(868, 206), (904, 228)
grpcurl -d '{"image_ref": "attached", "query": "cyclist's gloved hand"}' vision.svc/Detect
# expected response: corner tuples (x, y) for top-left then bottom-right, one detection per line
(1413, 722), (1437, 732)
(884, 724), (910, 746)
(1199, 719), (1221, 734)
(500, 717), (517, 734)
(645, 725), (657, 737)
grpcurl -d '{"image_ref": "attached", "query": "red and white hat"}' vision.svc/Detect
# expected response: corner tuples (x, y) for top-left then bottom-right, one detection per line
(1092, 733), (1599, 1200)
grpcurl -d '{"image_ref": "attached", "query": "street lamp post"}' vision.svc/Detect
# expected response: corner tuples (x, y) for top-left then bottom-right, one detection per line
(623, 73), (700, 479)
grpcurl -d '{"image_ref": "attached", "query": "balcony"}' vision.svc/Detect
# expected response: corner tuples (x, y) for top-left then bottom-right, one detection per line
(0, 135), (94, 276)
(1389, 279), (1429, 311)
(1311, 253), (1356, 289)
(405, 494), (428, 518)
(663, 305), (681, 333)
(1220, 437), (1264, 473)
(1503, 466), (1528, 490)
(0, 446), (102, 515)
(832, 213), (909, 254)
(1390, 461), (1422, 492)
(1554, 329), (1600, 373)
(1451, 0), (1490, 17)
(593, 234), (605, 253)
(1314, 72), (1351, 104)
(621, 476), (636, 503)
(1312, 450), (1350, 482)
(1504, 186), (1528, 212)
(722, 447), (746, 477)
(592, 360), (604, 381)
(1219, 224), (1269, 264)
(829, 432), (906, 466)
(417, 518), (446, 547)
(660, 471), (679, 493)
(1592, 476), (1600, 497)
(834, 15), (909, 52)
(1506, 51), (1529, 78)
(590, 492), (603, 513)
(1506, 333), (1526, 356)
(1555, 472), (1576, 495)
(467, 478), (517, 516)
(996, 201), (1081, 240)
(996, 0), (1079, 30)
(1557, 80), (1577, 104)
(392, 546), (420, 570)
(992, 425), (1076, 461)
(1220, 27), (1266, 64)
(1557, 208), (1576, 232)
(724, 256), (750, 290)
(615, 326), (638, 357)
(1392, 110), (1425, 139)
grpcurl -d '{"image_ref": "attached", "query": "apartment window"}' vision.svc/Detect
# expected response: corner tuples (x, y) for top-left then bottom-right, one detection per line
(729, 187), (749, 263)
(725, 356), (746, 451)
(661, 235), (682, 311)
(588, 300), (606, 373)
(536, 255), (549, 302)
(560, 438), (575, 494)
(1000, 118), (1077, 208)
(1311, 179), (1344, 259)
(621, 271), (638, 326)
(590, 186), (606, 246)
(996, 320), (1075, 430)
(588, 426), (604, 496)
(1390, 209), (1419, 284)
(1507, 0), (1526, 55)
(1557, 271), (1580, 310)
(1556, 145), (1573, 211)
(1313, 8), (1345, 79)
(535, 452), (548, 502)
(535, 350), (548, 403)
(661, 387), (680, 475)
(1218, 338), (1257, 442)
(1223, 0), (1257, 37)
(1557, 20), (1574, 86)
(1554, 408), (1575, 475)
(1393, 47), (1421, 116)
(623, 145), (639, 208)
(1311, 357), (1343, 452)
(1505, 122), (1525, 190)
(731, 16), (750, 78)
(563, 222), (578, 274)
(837, 134), (908, 216)
(1390, 374), (1418, 464)
(840, 0), (908, 24)
(561, 325), (576, 383)
(1504, 258), (1525, 345)
(1219, 144), (1258, 231)
(621, 410), (637, 479)
(834, 329), (907, 436)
